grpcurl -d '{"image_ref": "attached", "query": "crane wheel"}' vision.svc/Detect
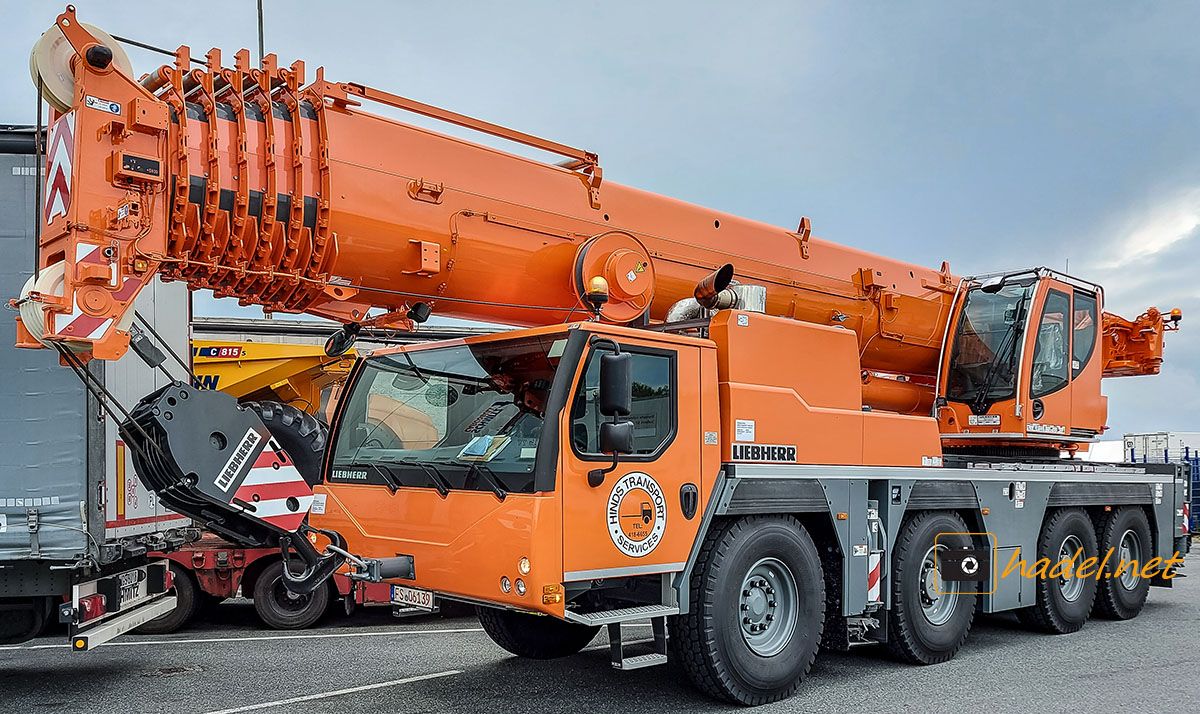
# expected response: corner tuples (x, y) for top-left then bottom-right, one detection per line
(476, 606), (599, 659)
(1093, 506), (1152, 620)
(241, 401), (327, 486)
(670, 515), (825, 706)
(135, 562), (201, 635)
(885, 511), (977, 665)
(1015, 508), (1098, 634)
(253, 560), (331, 630)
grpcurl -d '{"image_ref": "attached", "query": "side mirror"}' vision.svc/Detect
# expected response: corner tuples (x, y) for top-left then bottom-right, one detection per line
(980, 275), (1006, 294)
(325, 322), (361, 357)
(598, 421), (634, 455)
(598, 352), (632, 417)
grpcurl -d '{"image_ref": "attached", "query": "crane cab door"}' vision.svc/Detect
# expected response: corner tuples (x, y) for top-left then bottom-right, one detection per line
(558, 337), (703, 583)
(1020, 278), (1102, 441)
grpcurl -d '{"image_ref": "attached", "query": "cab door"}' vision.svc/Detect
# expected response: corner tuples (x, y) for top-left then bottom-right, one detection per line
(559, 335), (703, 583)
(1021, 279), (1073, 439)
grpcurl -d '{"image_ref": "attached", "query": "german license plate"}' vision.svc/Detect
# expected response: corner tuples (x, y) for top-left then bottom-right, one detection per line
(391, 585), (435, 611)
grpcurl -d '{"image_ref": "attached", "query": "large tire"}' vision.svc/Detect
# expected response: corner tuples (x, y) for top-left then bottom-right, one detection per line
(253, 560), (331, 630)
(136, 562), (200, 635)
(671, 516), (825, 706)
(1015, 508), (1098, 633)
(1094, 506), (1152, 620)
(885, 511), (977, 665)
(476, 606), (599, 659)
(242, 401), (327, 486)
(0, 597), (52, 645)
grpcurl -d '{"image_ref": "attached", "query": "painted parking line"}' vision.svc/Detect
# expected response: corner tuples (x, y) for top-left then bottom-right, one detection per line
(0, 626), (485, 652)
(202, 670), (462, 714)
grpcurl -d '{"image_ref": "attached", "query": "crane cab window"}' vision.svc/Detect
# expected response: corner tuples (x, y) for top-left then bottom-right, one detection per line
(1030, 289), (1071, 398)
(570, 349), (676, 459)
(1072, 291), (1098, 377)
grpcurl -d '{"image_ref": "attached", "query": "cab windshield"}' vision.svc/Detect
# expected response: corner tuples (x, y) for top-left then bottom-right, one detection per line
(329, 334), (569, 495)
(945, 281), (1035, 412)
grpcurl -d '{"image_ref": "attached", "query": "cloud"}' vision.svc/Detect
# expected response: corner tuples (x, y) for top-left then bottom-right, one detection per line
(1095, 186), (1200, 272)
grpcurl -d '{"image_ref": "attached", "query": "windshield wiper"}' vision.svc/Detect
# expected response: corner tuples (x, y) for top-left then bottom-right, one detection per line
(432, 459), (507, 501)
(379, 457), (452, 498)
(971, 294), (1028, 414)
(365, 462), (402, 494)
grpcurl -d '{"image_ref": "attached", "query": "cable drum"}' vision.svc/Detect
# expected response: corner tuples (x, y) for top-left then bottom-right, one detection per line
(30, 21), (132, 113)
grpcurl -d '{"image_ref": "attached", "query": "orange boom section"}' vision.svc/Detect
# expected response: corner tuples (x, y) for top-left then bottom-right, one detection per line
(16, 7), (1171, 412)
(17, 9), (953, 375)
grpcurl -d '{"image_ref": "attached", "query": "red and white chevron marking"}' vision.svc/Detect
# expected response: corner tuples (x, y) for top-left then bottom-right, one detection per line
(867, 551), (882, 603)
(233, 439), (314, 533)
(44, 112), (75, 224)
(52, 243), (138, 341)
(1183, 504), (1190, 535)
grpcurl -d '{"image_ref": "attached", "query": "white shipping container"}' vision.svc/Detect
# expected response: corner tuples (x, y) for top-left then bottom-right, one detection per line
(1122, 432), (1200, 463)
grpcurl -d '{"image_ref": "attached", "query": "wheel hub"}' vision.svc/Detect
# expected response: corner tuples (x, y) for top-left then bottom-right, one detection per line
(1117, 529), (1142, 590)
(920, 545), (957, 626)
(1058, 534), (1086, 602)
(738, 557), (797, 657)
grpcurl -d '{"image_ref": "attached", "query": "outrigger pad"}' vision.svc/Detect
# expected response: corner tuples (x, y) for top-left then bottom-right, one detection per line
(123, 382), (316, 547)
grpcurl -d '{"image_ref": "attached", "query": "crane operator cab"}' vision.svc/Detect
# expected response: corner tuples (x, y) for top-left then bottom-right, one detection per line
(937, 268), (1108, 455)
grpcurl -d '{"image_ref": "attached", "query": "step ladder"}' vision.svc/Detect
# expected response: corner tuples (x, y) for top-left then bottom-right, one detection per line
(565, 604), (676, 670)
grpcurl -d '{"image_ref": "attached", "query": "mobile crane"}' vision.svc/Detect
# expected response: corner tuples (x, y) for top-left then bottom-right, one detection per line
(13, 7), (1190, 704)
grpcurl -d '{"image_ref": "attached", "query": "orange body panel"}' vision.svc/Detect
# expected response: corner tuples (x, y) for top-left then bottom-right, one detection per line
(708, 310), (941, 466)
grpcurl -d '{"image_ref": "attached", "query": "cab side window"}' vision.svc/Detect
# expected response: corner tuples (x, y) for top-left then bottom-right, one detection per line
(1072, 291), (1098, 378)
(571, 350), (675, 457)
(1031, 289), (1070, 398)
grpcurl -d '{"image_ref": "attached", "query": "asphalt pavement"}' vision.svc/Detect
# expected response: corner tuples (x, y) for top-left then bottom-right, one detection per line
(2, 563), (1197, 714)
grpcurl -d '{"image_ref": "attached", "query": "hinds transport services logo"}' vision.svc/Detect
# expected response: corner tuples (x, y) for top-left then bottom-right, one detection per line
(607, 472), (667, 558)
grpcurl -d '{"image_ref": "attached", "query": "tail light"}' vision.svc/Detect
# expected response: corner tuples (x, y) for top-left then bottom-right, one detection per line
(77, 593), (107, 623)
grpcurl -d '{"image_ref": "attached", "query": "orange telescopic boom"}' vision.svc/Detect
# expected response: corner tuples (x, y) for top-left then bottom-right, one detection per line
(15, 7), (1173, 436)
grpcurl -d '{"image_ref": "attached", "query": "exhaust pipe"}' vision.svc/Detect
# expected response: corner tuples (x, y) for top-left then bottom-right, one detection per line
(665, 264), (767, 322)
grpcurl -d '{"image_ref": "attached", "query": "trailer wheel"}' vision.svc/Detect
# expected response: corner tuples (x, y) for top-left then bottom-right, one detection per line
(476, 606), (600, 659)
(671, 515), (825, 705)
(0, 596), (52, 645)
(1015, 508), (1098, 633)
(885, 511), (977, 665)
(1094, 506), (1152, 620)
(136, 562), (200, 635)
(242, 401), (327, 486)
(253, 560), (331, 630)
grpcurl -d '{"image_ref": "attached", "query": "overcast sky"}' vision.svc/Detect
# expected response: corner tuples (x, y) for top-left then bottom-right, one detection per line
(7, 1), (1198, 440)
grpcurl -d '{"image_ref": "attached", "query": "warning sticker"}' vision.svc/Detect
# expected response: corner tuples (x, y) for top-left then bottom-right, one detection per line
(734, 419), (755, 442)
(85, 95), (122, 115)
(310, 493), (327, 515)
